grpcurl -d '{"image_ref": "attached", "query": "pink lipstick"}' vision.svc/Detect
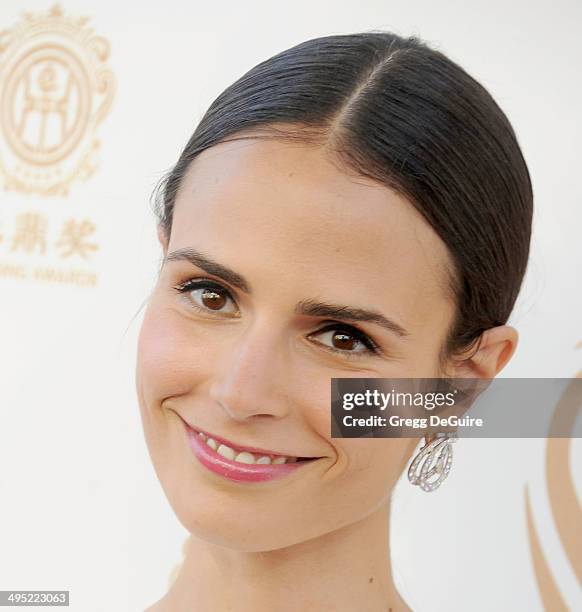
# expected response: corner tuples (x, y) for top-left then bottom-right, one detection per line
(182, 421), (319, 483)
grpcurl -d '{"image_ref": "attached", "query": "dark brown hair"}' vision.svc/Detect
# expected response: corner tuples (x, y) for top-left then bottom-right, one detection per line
(153, 30), (533, 363)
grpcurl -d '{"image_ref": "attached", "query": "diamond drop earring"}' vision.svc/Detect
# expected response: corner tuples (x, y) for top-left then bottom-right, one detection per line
(407, 432), (457, 492)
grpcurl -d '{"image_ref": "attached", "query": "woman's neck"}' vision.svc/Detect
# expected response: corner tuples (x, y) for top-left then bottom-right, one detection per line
(150, 502), (410, 612)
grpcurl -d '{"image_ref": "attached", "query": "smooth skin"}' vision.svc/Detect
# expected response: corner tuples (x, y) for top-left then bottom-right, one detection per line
(136, 133), (517, 612)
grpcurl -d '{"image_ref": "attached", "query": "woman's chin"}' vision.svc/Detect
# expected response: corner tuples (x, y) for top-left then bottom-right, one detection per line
(169, 505), (305, 552)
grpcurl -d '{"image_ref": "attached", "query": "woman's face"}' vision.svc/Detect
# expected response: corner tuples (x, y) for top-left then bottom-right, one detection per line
(136, 135), (458, 551)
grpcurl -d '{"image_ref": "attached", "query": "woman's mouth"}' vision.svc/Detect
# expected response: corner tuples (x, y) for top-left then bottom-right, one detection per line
(195, 428), (312, 464)
(180, 420), (321, 483)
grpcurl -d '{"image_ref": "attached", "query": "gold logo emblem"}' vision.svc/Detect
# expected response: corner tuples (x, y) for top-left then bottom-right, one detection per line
(0, 4), (115, 195)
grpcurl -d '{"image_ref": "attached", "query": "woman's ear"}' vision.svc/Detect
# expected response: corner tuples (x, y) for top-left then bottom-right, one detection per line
(157, 223), (169, 256)
(451, 325), (519, 379)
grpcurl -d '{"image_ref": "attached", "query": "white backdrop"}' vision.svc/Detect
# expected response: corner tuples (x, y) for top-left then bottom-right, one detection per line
(1, 1), (581, 611)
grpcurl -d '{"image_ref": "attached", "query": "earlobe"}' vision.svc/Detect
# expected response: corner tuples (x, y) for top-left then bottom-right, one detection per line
(462, 325), (519, 378)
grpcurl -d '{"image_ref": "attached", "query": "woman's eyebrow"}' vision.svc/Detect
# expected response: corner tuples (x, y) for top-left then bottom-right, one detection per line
(164, 247), (409, 338)
(164, 247), (250, 293)
(295, 299), (409, 338)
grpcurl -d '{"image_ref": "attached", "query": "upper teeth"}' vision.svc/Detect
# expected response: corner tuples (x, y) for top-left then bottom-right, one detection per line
(198, 431), (298, 465)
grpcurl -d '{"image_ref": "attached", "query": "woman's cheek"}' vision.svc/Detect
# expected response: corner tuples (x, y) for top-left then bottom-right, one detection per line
(291, 365), (336, 441)
(137, 302), (208, 402)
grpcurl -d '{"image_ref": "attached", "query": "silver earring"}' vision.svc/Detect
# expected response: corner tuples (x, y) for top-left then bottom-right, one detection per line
(408, 432), (457, 492)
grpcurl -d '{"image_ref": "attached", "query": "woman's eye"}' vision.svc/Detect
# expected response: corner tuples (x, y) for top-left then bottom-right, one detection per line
(171, 283), (379, 358)
(173, 280), (239, 316)
(309, 324), (380, 358)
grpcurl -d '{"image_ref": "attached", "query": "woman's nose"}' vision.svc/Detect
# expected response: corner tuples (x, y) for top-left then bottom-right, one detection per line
(207, 321), (292, 422)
